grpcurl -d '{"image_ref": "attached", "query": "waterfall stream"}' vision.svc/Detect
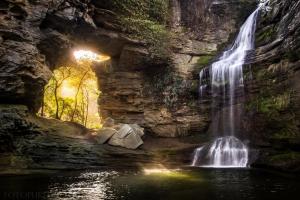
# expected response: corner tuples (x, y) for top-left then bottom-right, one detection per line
(192, 1), (269, 168)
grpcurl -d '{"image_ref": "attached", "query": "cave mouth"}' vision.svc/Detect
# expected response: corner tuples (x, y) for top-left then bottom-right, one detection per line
(39, 49), (110, 129)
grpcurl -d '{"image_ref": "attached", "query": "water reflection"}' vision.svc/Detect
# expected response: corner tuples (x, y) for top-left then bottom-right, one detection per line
(0, 169), (299, 200)
(48, 171), (118, 200)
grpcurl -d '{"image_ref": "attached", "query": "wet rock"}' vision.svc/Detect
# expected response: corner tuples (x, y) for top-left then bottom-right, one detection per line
(130, 124), (145, 137)
(118, 45), (149, 71)
(102, 117), (115, 128)
(243, 0), (300, 169)
(0, 105), (152, 171)
(1, 0), (298, 173)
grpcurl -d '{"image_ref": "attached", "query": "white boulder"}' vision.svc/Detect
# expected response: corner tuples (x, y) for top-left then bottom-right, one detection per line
(108, 124), (144, 149)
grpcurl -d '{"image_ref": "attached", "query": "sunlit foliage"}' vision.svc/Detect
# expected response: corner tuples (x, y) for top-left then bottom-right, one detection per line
(40, 51), (110, 129)
(100, 0), (171, 62)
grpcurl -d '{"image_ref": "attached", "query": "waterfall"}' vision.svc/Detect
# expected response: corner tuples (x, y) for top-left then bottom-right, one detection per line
(192, 1), (269, 168)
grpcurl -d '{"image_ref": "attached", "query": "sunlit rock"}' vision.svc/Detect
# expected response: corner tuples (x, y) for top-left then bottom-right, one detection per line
(95, 128), (117, 144)
(108, 124), (143, 149)
(102, 117), (115, 128)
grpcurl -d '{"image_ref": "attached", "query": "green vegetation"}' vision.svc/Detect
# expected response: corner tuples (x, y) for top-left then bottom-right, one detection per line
(269, 151), (300, 163)
(122, 18), (171, 60)
(105, 0), (171, 61)
(246, 92), (291, 116)
(40, 61), (102, 129)
(105, 0), (169, 22)
(143, 67), (193, 108)
(196, 55), (214, 69)
(283, 49), (300, 62)
(246, 90), (299, 139)
(256, 25), (276, 45)
(155, 73), (188, 108)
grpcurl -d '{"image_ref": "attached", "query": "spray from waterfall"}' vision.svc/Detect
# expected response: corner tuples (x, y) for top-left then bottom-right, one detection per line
(192, 1), (269, 168)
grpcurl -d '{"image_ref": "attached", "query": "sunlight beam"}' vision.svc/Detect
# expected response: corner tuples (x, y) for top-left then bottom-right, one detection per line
(73, 50), (110, 62)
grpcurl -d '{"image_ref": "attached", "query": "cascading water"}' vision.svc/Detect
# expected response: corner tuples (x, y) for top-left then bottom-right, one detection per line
(192, 1), (269, 168)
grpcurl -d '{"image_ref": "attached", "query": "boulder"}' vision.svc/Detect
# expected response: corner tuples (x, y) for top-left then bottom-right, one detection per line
(130, 124), (145, 137)
(108, 124), (144, 149)
(102, 117), (115, 128)
(94, 128), (117, 144)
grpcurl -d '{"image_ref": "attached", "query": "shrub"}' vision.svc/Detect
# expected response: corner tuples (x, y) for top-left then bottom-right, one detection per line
(102, 0), (171, 61)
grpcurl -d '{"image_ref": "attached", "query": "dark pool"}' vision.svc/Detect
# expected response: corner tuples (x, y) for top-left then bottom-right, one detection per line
(0, 168), (299, 200)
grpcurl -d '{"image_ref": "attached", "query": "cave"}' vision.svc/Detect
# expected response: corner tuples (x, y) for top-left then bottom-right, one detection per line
(0, 0), (300, 199)
(39, 49), (110, 129)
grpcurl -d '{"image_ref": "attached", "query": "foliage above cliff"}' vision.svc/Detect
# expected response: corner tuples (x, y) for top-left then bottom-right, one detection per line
(96, 0), (171, 62)
(97, 0), (169, 23)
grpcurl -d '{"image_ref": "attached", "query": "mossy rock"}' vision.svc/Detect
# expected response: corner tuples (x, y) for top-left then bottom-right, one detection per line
(195, 55), (214, 71)
(283, 49), (300, 62)
(255, 25), (276, 46)
(245, 92), (292, 115)
(189, 80), (199, 94)
(263, 151), (300, 172)
(269, 151), (300, 163)
(197, 55), (214, 66)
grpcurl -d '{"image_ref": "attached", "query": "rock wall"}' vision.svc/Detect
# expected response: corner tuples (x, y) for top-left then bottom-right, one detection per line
(97, 0), (256, 137)
(0, 0), (256, 137)
(0, 0), (52, 112)
(243, 0), (300, 171)
(1, 0), (300, 172)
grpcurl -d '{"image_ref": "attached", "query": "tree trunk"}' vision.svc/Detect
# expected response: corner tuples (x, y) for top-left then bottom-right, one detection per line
(71, 70), (89, 121)
(54, 80), (60, 119)
(84, 88), (89, 127)
(59, 100), (66, 119)
(41, 88), (45, 117)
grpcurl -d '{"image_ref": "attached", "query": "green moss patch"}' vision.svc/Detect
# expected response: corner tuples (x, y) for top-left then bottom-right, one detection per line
(256, 25), (276, 46)
(283, 49), (300, 62)
(269, 151), (300, 163)
(103, 0), (171, 61)
(246, 92), (291, 116)
(197, 55), (214, 66)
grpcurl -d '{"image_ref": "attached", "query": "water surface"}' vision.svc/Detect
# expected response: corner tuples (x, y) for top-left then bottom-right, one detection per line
(0, 168), (298, 200)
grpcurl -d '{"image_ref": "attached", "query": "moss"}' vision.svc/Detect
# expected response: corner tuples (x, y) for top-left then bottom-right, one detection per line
(143, 67), (193, 108)
(194, 55), (215, 73)
(122, 18), (172, 61)
(272, 129), (299, 139)
(269, 151), (300, 163)
(104, 0), (169, 23)
(246, 92), (291, 116)
(283, 49), (300, 62)
(255, 26), (276, 46)
(246, 89), (299, 141)
(197, 56), (214, 66)
(105, 0), (171, 61)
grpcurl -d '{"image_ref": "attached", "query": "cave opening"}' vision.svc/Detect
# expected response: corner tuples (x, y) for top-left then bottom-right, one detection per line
(39, 49), (110, 129)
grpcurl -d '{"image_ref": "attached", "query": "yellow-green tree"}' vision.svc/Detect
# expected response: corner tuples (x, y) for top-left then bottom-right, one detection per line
(40, 61), (101, 129)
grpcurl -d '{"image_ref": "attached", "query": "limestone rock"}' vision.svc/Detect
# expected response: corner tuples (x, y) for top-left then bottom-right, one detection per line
(108, 124), (143, 149)
(118, 45), (149, 71)
(130, 124), (145, 137)
(94, 128), (117, 144)
(102, 117), (115, 128)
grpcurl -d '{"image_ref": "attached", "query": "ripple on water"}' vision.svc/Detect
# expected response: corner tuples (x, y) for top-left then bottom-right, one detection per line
(47, 171), (119, 200)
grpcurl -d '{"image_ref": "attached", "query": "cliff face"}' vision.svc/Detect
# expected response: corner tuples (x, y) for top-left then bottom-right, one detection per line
(1, 0), (299, 172)
(244, 0), (300, 171)
(98, 0), (256, 137)
(0, 0), (255, 137)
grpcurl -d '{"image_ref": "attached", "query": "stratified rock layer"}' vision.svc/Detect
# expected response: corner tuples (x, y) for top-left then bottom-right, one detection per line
(243, 0), (300, 171)
(0, 0), (299, 172)
(0, 0), (255, 137)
